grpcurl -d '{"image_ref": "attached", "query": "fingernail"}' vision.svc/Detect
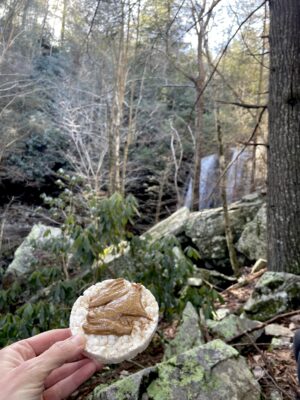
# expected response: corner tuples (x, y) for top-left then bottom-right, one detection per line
(70, 334), (86, 346)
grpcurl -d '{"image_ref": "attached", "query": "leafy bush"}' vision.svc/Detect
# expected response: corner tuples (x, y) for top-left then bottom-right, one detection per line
(0, 188), (222, 346)
(0, 269), (91, 347)
(7, 129), (68, 183)
(125, 235), (195, 318)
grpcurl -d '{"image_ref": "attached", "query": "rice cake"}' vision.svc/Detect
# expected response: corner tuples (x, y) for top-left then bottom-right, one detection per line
(69, 278), (159, 364)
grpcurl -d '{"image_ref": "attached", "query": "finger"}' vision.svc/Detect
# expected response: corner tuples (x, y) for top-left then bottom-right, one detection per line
(45, 359), (91, 388)
(24, 329), (72, 356)
(43, 360), (100, 400)
(32, 334), (86, 380)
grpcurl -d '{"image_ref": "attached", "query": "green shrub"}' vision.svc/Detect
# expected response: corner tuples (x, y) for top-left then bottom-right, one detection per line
(125, 235), (194, 318)
(0, 189), (222, 346)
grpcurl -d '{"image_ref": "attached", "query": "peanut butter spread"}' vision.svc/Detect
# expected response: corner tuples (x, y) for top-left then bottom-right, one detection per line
(83, 278), (151, 336)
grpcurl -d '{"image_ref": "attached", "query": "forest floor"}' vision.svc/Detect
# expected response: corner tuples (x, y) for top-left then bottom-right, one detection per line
(70, 268), (300, 400)
(221, 269), (300, 400)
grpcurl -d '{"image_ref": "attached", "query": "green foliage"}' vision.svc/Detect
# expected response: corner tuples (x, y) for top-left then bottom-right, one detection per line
(0, 268), (91, 347)
(0, 267), (63, 314)
(125, 235), (194, 318)
(1, 189), (222, 346)
(179, 285), (224, 320)
(0, 301), (69, 347)
(43, 177), (139, 268)
(7, 129), (68, 183)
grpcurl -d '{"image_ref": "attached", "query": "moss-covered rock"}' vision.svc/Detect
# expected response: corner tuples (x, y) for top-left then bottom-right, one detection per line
(164, 302), (204, 360)
(90, 340), (260, 400)
(236, 204), (267, 261)
(89, 367), (157, 400)
(206, 314), (263, 343)
(185, 195), (264, 267)
(147, 340), (260, 400)
(243, 271), (300, 321)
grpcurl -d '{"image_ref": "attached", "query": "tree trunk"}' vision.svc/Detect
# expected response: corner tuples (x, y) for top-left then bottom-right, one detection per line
(268, 0), (300, 273)
(61, 0), (68, 46)
(250, 2), (267, 192)
(108, 1), (128, 195)
(192, 27), (205, 211)
(216, 108), (240, 277)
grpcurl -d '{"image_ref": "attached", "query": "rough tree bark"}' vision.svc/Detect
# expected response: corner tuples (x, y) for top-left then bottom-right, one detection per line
(191, 5), (206, 212)
(268, 0), (300, 273)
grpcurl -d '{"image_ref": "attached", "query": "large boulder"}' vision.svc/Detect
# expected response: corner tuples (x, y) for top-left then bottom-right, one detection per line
(243, 271), (300, 321)
(236, 204), (267, 261)
(89, 340), (260, 400)
(144, 207), (190, 241)
(4, 223), (62, 277)
(185, 193), (265, 267)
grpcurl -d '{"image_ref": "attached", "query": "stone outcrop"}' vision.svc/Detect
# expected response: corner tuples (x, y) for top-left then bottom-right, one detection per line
(236, 204), (267, 261)
(243, 271), (300, 321)
(4, 223), (62, 277)
(164, 302), (204, 360)
(206, 314), (263, 344)
(184, 193), (265, 270)
(88, 340), (261, 400)
(143, 207), (190, 242)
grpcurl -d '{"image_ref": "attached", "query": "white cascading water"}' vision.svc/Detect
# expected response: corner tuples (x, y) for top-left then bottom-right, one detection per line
(184, 153), (219, 209)
(184, 148), (252, 210)
(226, 148), (252, 204)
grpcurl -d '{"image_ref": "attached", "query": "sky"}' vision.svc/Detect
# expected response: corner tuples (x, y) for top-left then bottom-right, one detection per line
(46, 0), (261, 54)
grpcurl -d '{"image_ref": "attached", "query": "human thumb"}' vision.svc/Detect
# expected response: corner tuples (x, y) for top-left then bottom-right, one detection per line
(33, 334), (86, 379)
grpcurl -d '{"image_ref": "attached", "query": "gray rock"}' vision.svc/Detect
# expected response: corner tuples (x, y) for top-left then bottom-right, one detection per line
(206, 314), (263, 343)
(270, 337), (292, 349)
(164, 302), (204, 360)
(185, 197), (264, 263)
(148, 340), (261, 400)
(94, 195), (266, 278)
(215, 308), (231, 320)
(89, 367), (157, 400)
(236, 204), (267, 261)
(144, 207), (190, 242)
(90, 340), (261, 400)
(5, 224), (62, 277)
(243, 271), (300, 321)
(187, 277), (203, 287)
(265, 324), (293, 337)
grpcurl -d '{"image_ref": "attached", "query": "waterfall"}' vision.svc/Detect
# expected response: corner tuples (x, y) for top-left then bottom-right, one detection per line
(184, 154), (219, 209)
(184, 148), (252, 210)
(226, 148), (252, 204)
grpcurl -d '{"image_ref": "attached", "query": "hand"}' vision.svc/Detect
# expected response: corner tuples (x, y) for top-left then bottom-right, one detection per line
(0, 328), (102, 400)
